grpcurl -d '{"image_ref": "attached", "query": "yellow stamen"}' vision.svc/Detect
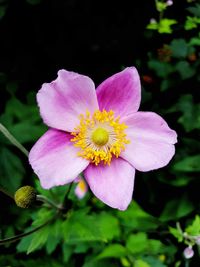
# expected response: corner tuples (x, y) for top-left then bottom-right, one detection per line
(71, 110), (130, 165)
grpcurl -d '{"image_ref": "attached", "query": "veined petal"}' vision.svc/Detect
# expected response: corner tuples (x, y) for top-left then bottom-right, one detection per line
(29, 129), (89, 189)
(37, 70), (99, 132)
(84, 158), (135, 210)
(121, 112), (177, 171)
(96, 67), (141, 118)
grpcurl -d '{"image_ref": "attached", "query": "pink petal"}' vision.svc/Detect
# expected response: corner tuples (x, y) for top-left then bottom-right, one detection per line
(84, 158), (135, 210)
(29, 129), (89, 189)
(96, 67), (141, 118)
(121, 112), (177, 171)
(74, 178), (88, 199)
(37, 70), (99, 132)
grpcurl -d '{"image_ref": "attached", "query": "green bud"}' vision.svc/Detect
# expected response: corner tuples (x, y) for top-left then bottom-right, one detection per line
(14, 186), (36, 208)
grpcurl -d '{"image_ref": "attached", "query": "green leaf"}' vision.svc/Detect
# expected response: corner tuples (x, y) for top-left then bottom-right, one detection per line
(96, 212), (120, 241)
(134, 259), (151, 267)
(0, 147), (24, 192)
(185, 16), (200, 30)
(62, 209), (106, 243)
(0, 97), (46, 144)
(160, 194), (194, 222)
(156, 1), (167, 12)
(176, 94), (200, 132)
(186, 215), (200, 236)
(170, 39), (188, 58)
(158, 19), (177, 34)
(126, 233), (148, 254)
(62, 244), (74, 263)
(169, 227), (183, 242)
(17, 209), (56, 254)
(83, 260), (117, 267)
(148, 239), (163, 254)
(27, 225), (50, 254)
(96, 244), (127, 260)
(187, 4), (200, 17)
(146, 21), (159, 31)
(189, 37), (200, 46)
(175, 61), (195, 79)
(173, 155), (200, 172)
(117, 201), (159, 231)
(142, 256), (167, 267)
(16, 233), (33, 253)
(148, 60), (173, 78)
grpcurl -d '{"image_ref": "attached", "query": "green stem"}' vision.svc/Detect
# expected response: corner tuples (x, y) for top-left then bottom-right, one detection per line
(36, 195), (64, 211)
(0, 123), (29, 157)
(0, 213), (56, 245)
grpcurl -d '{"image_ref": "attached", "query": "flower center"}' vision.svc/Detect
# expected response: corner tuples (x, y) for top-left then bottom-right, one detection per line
(71, 110), (129, 165)
(91, 127), (109, 146)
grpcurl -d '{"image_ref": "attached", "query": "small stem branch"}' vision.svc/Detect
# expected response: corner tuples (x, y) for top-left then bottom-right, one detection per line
(185, 260), (190, 267)
(36, 195), (64, 211)
(0, 213), (56, 245)
(0, 123), (29, 157)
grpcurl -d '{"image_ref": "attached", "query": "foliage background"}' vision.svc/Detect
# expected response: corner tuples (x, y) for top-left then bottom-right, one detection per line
(0, 0), (200, 266)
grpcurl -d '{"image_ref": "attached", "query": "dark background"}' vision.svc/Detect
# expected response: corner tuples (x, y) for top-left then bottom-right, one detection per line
(0, 0), (160, 101)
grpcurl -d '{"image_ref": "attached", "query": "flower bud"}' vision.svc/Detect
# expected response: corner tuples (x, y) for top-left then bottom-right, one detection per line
(14, 186), (36, 208)
(183, 246), (194, 259)
(166, 0), (173, 6)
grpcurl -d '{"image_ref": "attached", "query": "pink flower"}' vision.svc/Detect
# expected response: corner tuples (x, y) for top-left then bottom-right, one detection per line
(29, 68), (177, 210)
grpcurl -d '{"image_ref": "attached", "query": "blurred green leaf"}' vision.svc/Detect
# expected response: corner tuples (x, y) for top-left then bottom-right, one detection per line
(142, 256), (167, 267)
(135, 259), (151, 267)
(169, 226), (183, 242)
(160, 194), (194, 222)
(96, 244), (127, 259)
(126, 233), (148, 254)
(173, 155), (200, 172)
(185, 215), (200, 235)
(148, 60), (173, 78)
(83, 259), (117, 267)
(156, 1), (167, 12)
(170, 39), (188, 58)
(158, 19), (177, 34)
(187, 4), (200, 17)
(0, 147), (25, 192)
(176, 94), (200, 132)
(175, 61), (195, 79)
(117, 201), (159, 231)
(185, 16), (200, 30)
(0, 97), (46, 144)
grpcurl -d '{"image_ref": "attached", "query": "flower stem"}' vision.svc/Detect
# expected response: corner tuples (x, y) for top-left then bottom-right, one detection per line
(0, 123), (29, 157)
(0, 213), (56, 245)
(36, 195), (65, 211)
